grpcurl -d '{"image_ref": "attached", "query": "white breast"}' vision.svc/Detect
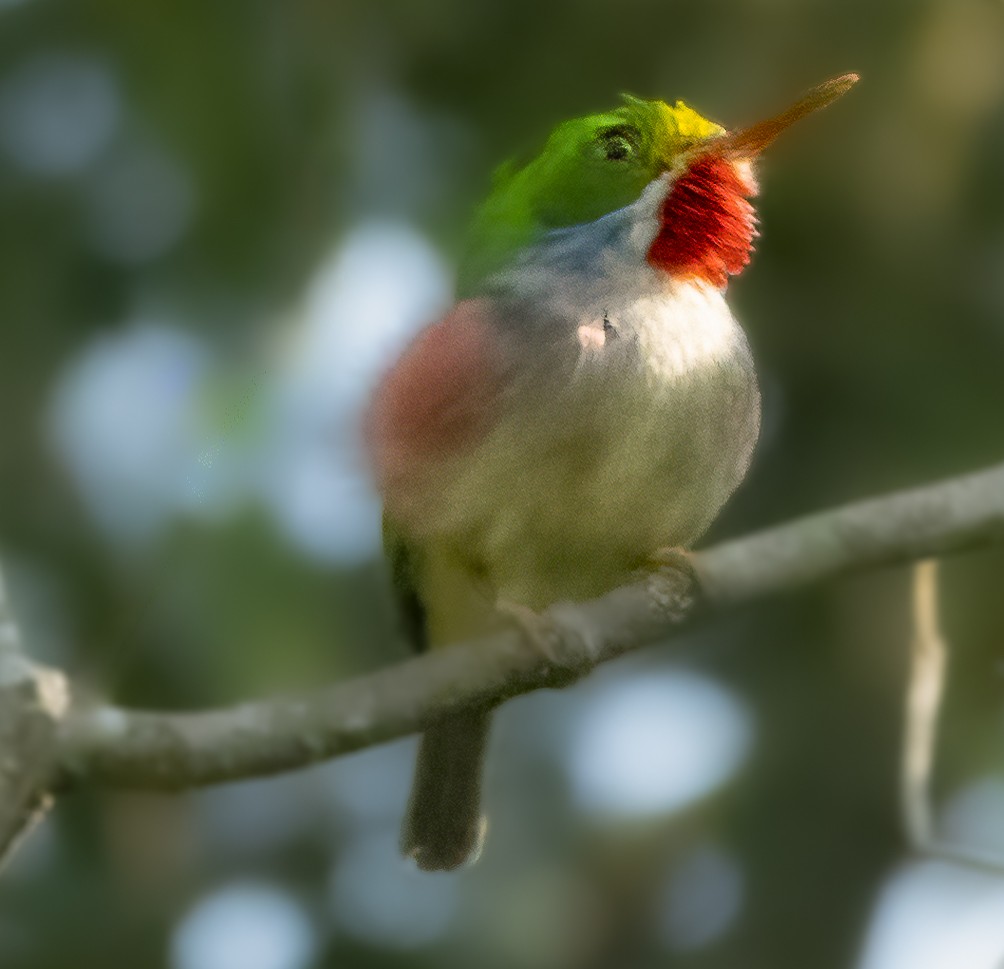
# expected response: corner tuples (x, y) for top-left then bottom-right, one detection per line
(419, 194), (762, 607)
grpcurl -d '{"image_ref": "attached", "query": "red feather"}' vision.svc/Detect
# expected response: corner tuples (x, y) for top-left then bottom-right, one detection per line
(647, 157), (758, 288)
(366, 299), (508, 525)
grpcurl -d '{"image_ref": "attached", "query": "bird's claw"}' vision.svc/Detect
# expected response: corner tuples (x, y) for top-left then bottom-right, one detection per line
(639, 547), (701, 623)
(495, 598), (602, 672)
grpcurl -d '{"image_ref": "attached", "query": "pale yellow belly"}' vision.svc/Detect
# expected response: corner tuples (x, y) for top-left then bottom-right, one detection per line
(405, 276), (761, 613)
(425, 352), (758, 608)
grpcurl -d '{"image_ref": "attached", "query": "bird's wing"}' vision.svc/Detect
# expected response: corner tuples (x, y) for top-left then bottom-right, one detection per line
(369, 301), (515, 870)
(367, 298), (514, 654)
(383, 517), (428, 653)
(366, 297), (514, 532)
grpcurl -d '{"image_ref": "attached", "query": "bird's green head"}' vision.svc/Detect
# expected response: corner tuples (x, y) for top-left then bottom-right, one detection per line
(459, 75), (858, 294)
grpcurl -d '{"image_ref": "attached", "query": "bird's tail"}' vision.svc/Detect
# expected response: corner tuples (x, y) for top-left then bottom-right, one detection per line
(401, 708), (492, 871)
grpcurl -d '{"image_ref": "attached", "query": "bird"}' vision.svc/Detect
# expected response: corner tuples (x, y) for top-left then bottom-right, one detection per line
(366, 73), (858, 871)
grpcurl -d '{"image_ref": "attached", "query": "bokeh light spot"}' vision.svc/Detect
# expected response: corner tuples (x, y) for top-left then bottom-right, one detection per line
(262, 219), (451, 563)
(857, 861), (1004, 969)
(569, 670), (752, 818)
(172, 882), (316, 969)
(322, 738), (416, 827)
(329, 832), (458, 949)
(288, 219), (452, 416)
(48, 322), (212, 539)
(82, 140), (196, 263)
(0, 53), (120, 175)
(655, 842), (745, 951)
(942, 776), (1004, 856)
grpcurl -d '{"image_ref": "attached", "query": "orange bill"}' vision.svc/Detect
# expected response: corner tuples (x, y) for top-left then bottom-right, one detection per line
(711, 73), (859, 159)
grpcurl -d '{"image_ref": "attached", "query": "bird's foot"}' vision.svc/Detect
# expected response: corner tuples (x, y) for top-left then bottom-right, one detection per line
(639, 547), (701, 623)
(495, 598), (602, 673)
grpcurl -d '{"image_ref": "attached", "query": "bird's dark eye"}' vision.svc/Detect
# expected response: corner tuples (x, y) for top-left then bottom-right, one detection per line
(597, 125), (639, 162)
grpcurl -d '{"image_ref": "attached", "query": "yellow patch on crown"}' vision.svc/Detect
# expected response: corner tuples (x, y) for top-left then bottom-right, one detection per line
(659, 101), (725, 149)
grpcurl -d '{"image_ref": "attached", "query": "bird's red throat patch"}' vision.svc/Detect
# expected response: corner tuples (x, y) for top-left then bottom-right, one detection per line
(647, 156), (758, 288)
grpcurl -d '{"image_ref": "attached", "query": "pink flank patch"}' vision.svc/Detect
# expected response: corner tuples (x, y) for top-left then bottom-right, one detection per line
(366, 299), (507, 522)
(648, 156), (758, 288)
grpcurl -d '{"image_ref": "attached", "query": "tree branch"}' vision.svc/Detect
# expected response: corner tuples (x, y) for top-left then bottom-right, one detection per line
(0, 565), (69, 867)
(53, 460), (1004, 792)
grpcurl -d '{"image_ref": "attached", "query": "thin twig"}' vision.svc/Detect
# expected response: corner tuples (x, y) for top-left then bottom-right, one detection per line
(902, 558), (1004, 874)
(902, 560), (947, 846)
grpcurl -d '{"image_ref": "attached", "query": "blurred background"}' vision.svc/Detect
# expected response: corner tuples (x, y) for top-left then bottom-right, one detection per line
(1, 0), (1003, 966)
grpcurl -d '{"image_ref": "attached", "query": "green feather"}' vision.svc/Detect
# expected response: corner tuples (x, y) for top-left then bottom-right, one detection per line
(457, 95), (724, 295)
